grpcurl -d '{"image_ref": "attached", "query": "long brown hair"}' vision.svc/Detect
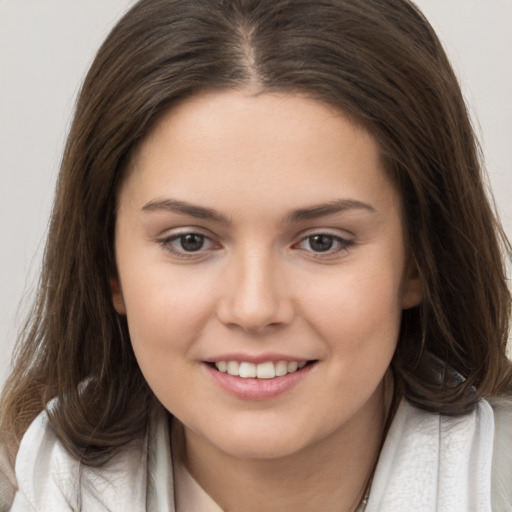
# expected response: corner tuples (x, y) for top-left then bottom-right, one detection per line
(1, 0), (511, 468)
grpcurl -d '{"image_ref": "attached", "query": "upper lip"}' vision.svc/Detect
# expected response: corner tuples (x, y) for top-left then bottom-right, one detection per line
(203, 353), (313, 364)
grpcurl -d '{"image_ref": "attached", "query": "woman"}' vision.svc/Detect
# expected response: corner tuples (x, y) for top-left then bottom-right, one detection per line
(1, 0), (511, 510)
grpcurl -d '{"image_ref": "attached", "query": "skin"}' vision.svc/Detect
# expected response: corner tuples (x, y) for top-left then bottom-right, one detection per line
(112, 90), (423, 512)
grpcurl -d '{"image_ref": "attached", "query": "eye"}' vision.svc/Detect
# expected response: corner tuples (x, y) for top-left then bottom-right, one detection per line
(175, 233), (206, 252)
(295, 233), (353, 254)
(159, 231), (219, 257)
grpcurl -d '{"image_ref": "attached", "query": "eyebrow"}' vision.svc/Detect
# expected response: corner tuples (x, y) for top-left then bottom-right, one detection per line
(142, 198), (231, 224)
(285, 199), (376, 223)
(141, 197), (376, 224)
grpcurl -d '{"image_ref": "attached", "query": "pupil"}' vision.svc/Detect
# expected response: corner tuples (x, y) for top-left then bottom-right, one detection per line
(310, 235), (333, 252)
(181, 234), (204, 251)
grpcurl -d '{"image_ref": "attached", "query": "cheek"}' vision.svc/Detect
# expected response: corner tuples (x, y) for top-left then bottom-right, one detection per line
(120, 265), (218, 361)
(300, 261), (404, 355)
(308, 270), (402, 408)
(120, 269), (219, 412)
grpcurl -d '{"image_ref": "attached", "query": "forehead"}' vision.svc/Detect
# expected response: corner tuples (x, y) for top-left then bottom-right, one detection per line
(122, 90), (400, 218)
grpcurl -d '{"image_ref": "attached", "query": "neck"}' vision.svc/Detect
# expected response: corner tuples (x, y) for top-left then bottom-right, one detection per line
(175, 379), (394, 512)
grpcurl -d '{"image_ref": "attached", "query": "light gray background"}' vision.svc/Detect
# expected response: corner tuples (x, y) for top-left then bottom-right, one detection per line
(1, 1), (511, 385)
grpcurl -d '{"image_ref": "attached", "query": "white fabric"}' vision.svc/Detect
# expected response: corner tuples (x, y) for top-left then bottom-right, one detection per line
(9, 411), (149, 511)
(366, 400), (494, 512)
(489, 397), (512, 512)
(7, 398), (510, 511)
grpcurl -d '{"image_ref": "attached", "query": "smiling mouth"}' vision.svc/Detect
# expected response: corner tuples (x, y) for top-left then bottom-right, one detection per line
(208, 360), (316, 379)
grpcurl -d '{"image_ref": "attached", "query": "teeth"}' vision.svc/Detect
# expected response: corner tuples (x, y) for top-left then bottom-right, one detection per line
(214, 360), (309, 379)
(227, 361), (239, 376)
(216, 361), (227, 373)
(256, 361), (275, 379)
(238, 362), (257, 378)
(275, 361), (288, 377)
(287, 361), (298, 372)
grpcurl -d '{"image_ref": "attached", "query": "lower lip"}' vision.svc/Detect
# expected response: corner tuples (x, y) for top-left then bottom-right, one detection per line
(203, 362), (315, 400)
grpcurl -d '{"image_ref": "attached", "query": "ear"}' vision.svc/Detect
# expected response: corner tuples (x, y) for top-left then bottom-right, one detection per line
(401, 256), (423, 310)
(110, 277), (127, 315)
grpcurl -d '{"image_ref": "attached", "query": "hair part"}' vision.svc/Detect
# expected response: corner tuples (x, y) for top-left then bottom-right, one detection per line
(1, 0), (511, 468)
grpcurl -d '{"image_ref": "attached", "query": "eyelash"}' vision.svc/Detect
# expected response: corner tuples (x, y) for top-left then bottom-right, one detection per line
(293, 233), (354, 256)
(159, 232), (219, 259)
(158, 231), (354, 259)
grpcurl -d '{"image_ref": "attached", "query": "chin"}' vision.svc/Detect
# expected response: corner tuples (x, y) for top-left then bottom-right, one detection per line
(216, 433), (309, 460)
(197, 416), (322, 461)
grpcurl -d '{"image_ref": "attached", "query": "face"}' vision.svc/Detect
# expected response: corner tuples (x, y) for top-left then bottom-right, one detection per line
(112, 90), (422, 461)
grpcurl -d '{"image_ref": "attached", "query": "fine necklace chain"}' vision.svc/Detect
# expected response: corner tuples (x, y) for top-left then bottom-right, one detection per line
(354, 377), (399, 512)
(355, 489), (370, 511)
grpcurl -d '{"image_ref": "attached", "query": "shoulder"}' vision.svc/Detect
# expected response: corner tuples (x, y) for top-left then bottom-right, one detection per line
(9, 409), (78, 510)
(489, 396), (512, 511)
(10, 407), (149, 511)
(368, 398), (503, 512)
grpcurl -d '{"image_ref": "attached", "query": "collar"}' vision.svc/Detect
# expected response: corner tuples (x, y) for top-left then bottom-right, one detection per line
(145, 399), (496, 512)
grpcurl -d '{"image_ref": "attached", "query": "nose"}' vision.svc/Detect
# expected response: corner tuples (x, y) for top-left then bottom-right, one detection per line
(216, 248), (294, 334)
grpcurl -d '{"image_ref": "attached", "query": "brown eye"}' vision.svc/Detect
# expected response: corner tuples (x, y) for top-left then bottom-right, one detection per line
(179, 233), (205, 252)
(295, 232), (354, 256)
(159, 232), (218, 257)
(308, 234), (335, 252)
